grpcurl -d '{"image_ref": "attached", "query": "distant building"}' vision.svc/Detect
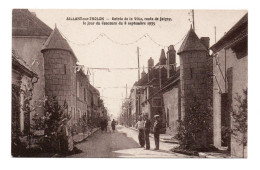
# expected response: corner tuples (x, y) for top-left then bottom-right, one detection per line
(158, 45), (180, 136)
(210, 13), (248, 157)
(127, 27), (213, 141)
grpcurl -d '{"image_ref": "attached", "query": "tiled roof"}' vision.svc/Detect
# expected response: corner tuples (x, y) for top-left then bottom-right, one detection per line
(12, 9), (52, 36)
(177, 28), (207, 54)
(12, 49), (37, 77)
(210, 13), (248, 52)
(41, 26), (78, 62)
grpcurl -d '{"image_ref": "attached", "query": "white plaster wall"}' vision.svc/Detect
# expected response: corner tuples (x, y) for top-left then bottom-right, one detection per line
(213, 47), (247, 157)
(163, 87), (179, 136)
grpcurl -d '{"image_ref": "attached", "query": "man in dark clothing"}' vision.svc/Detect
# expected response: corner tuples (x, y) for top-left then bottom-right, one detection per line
(104, 119), (108, 132)
(100, 118), (105, 132)
(143, 115), (151, 150)
(111, 119), (116, 132)
(153, 115), (161, 150)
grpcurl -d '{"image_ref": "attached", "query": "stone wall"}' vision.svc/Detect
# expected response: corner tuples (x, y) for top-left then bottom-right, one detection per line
(180, 51), (209, 118)
(43, 49), (77, 124)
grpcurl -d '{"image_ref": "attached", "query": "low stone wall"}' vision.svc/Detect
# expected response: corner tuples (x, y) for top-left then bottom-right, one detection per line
(73, 128), (100, 143)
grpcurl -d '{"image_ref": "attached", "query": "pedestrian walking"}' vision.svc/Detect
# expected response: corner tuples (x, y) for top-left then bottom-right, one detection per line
(100, 118), (105, 132)
(104, 118), (108, 132)
(111, 119), (116, 132)
(143, 114), (151, 150)
(153, 115), (161, 150)
(135, 116), (145, 147)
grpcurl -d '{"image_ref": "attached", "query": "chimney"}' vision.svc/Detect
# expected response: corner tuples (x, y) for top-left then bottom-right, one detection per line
(167, 45), (176, 78)
(148, 57), (154, 82)
(200, 37), (210, 50)
(141, 66), (146, 79)
(148, 57), (154, 72)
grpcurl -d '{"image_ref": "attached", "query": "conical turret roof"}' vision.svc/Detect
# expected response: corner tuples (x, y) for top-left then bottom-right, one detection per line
(177, 27), (207, 55)
(159, 49), (166, 64)
(160, 49), (166, 59)
(41, 26), (78, 61)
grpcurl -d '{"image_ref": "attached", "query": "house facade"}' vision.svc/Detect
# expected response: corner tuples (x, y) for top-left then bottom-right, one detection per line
(210, 13), (248, 157)
(12, 50), (38, 136)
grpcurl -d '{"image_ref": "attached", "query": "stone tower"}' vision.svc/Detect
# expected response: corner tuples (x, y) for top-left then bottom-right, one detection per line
(177, 27), (210, 120)
(41, 26), (78, 118)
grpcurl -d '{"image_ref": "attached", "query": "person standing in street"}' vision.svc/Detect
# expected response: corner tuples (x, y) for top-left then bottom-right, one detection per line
(111, 119), (116, 132)
(104, 118), (108, 132)
(143, 114), (151, 150)
(100, 118), (105, 133)
(153, 115), (161, 150)
(135, 116), (145, 147)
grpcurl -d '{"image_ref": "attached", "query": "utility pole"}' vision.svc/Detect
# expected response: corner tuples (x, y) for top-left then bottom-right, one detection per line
(137, 47), (140, 81)
(192, 9), (195, 31)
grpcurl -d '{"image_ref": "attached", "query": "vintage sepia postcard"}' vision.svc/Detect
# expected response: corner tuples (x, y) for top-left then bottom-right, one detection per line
(11, 9), (248, 158)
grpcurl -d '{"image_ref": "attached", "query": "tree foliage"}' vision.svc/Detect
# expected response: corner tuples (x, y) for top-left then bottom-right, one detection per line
(232, 89), (247, 153)
(35, 96), (72, 153)
(176, 99), (213, 151)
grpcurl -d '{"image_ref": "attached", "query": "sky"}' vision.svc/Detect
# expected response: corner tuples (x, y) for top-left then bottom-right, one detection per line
(30, 9), (247, 118)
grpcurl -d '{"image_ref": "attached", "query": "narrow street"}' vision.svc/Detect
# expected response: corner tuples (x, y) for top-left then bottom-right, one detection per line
(67, 125), (195, 158)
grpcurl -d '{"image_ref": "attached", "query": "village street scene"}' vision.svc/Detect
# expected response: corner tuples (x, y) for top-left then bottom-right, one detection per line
(11, 9), (247, 158)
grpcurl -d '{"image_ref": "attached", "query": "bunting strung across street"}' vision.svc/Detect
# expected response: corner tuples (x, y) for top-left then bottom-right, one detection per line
(60, 30), (187, 48)
(85, 63), (177, 71)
